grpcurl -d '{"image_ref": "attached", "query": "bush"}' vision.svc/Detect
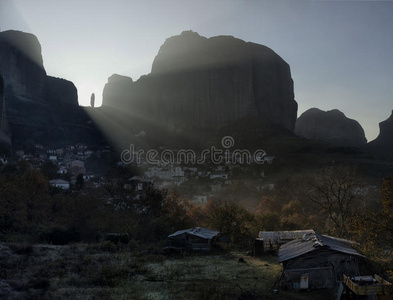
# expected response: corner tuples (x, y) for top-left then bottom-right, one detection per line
(39, 226), (81, 245)
(105, 233), (130, 244)
(99, 240), (118, 252)
(9, 243), (33, 255)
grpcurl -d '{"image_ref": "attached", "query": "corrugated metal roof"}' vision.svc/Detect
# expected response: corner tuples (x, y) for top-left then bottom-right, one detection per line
(278, 232), (364, 263)
(168, 227), (219, 240)
(258, 230), (315, 242)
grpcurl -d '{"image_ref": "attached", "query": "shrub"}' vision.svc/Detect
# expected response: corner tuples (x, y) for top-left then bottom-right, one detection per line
(39, 226), (81, 245)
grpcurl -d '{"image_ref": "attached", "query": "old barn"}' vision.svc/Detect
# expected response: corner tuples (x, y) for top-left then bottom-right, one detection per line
(278, 232), (364, 290)
(166, 227), (219, 252)
(254, 229), (315, 255)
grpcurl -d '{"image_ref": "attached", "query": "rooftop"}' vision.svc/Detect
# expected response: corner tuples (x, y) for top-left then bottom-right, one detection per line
(278, 232), (364, 263)
(168, 227), (219, 240)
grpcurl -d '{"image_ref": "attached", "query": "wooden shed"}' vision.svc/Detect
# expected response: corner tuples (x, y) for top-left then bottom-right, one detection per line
(278, 232), (364, 290)
(166, 227), (219, 252)
(254, 229), (315, 255)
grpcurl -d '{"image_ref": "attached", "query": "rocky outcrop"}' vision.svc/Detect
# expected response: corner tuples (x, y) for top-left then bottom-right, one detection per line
(0, 30), (46, 102)
(103, 74), (133, 107)
(102, 31), (297, 133)
(0, 30), (102, 148)
(44, 76), (78, 106)
(367, 111), (393, 153)
(295, 108), (367, 147)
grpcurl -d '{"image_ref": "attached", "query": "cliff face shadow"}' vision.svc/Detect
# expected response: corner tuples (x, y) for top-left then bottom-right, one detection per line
(0, 73), (11, 153)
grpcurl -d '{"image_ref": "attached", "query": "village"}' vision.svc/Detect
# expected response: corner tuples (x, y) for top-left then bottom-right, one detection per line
(1, 142), (392, 299)
(0, 141), (276, 208)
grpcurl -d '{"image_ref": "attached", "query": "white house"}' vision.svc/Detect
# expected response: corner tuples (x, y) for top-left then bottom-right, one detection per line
(49, 155), (57, 161)
(66, 160), (85, 175)
(49, 179), (70, 189)
(57, 165), (68, 174)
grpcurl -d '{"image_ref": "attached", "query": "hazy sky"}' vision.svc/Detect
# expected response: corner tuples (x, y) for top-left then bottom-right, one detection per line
(1, 0), (392, 142)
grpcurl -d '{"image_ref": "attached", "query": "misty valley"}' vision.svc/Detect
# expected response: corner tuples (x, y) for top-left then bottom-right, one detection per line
(0, 29), (393, 300)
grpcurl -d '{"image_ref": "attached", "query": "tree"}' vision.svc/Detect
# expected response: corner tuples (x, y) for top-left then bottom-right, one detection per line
(75, 173), (85, 190)
(0, 170), (50, 235)
(162, 190), (194, 230)
(378, 175), (393, 250)
(204, 199), (255, 247)
(0, 174), (23, 233)
(306, 165), (362, 236)
(41, 161), (59, 179)
(131, 183), (168, 242)
(20, 170), (50, 225)
(135, 183), (167, 218)
(347, 175), (393, 258)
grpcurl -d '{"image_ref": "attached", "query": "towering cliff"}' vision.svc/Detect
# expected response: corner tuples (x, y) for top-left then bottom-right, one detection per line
(102, 31), (297, 134)
(295, 108), (367, 147)
(0, 30), (101, 149)
(0, 30), (46, 102)
(367, 111), (393, 153)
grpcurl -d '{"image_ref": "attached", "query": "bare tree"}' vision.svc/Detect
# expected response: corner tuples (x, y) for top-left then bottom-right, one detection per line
(306, 165), (363, 236)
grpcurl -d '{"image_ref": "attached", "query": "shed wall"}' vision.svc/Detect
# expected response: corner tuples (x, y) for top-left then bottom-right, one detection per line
(168, 233), (211, 251)
(283, 248), (360, 289)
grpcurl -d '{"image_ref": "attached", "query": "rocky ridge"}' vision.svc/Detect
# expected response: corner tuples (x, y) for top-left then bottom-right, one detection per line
(295, 108), (367, 147)
(367, 110), (393, 153)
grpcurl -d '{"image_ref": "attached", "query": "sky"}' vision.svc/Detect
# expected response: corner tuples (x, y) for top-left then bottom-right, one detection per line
(1, 0), (393, 142)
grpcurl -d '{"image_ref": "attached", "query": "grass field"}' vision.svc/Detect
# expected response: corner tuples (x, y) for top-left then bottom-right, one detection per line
(0, 242), (337, 299)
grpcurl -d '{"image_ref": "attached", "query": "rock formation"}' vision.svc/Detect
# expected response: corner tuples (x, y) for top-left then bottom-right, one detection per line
(102, 31), (298, 134)
(0, 30), (102, 149)
(367, 110), (393, 153)
(295, 108), (367, 147)
(0, 30), (46, 102)
(44, 76), (78, 106)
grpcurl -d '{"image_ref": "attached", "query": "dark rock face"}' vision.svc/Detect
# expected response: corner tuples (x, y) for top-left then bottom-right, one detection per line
(102, 31), (297, 133)
(44, 76), (78, 106)
(103, 74), (134, 107)
(367, 111), (393, 153)
(295, 108), (367, 147)
(0, 30), (102, 148)
(0, 30), (46, 102)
